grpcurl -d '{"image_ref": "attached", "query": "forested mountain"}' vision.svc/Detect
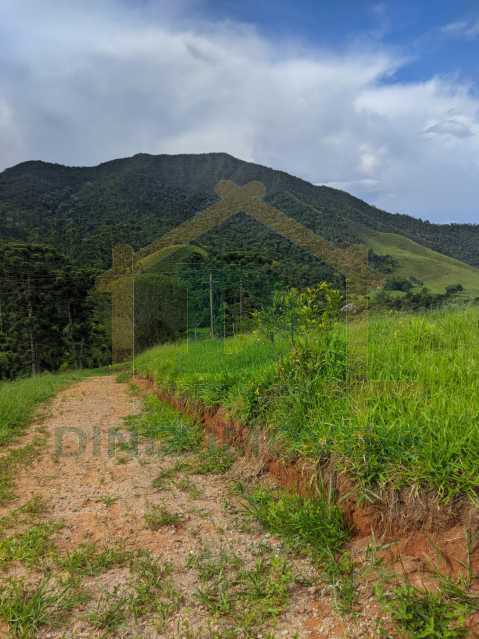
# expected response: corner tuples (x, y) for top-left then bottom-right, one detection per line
(1, 152), (479, 378)
(1, 152), (478, 271)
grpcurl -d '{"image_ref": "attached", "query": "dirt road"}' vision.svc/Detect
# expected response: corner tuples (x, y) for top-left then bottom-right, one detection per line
(0, 376), (382, 638)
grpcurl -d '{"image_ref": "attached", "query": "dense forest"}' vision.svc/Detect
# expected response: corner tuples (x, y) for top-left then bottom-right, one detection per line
(1, 152), (479, 269)
(0, 242), (108, 379)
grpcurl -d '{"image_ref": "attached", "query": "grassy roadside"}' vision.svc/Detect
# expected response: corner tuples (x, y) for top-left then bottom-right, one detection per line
(129, 393), (479, 637)
(0, 375), (474, 637)
(135, 307), (479, 506)
(0, 369), (108, 447)
(0, 368), (110, 505)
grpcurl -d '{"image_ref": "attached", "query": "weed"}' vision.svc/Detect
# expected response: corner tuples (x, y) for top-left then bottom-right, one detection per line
(0, 437), (46, 505)
(191, 444), (235, 475)
(19, 496), (49, 517)
(116, 371), (132, 384)
(87, 587), (128, 633)
(129, 552), (182, 625)
(0, 497), (49, 535)
(176, 478), (203, 499)
(323, 551), (357, 614)
(245, 487), (357, 612)
(96, 495), (119, 507)
(0, 523), (60, 568)
(246, 487), (349, 559)
(0, 371), (92, 447)
(144, 504), (183, 530)
(190, 547), (294, 636)
(380, 583), (473, 638)
(0, 577), (87, 638)
(152, 466), (179, 490)
(59, 542), (131, 577)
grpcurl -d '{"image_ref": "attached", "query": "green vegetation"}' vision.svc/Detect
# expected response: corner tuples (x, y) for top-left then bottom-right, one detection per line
(136, 307), (479, 503)
(144, 504), (183, 530)
(127, 395), (203, 454)
(59, 543), (131, 577)
(0, 370), (102, 505)
(4, 154), (479, 381)
(3, 152), (479, 275)
(239, 484), (357, 614)
(0, 577), (87, 639)
(0, 497), (49, 535)
(0, 438), (48, 504)
(379, 583), (476, 638)
(87, 588), (129, 633)
(176, 477), (204, 498)
(367, 231), (479, 296)
(246, 488), (349, 559)
(128, 552), (181, 624)
(188, 547), (294, 637)
(0, 523), (60, 568)
(0, 242), (109, 379)
(0, 369), (95, 445)
(191, 444), (236, 476)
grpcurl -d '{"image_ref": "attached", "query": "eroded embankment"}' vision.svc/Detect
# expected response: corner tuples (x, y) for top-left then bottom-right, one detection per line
(137, 374), (479, 586)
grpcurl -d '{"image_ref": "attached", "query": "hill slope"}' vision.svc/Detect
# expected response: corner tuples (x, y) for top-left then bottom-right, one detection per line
(1, 152), (478, 292)
(366, 231), (479, 296)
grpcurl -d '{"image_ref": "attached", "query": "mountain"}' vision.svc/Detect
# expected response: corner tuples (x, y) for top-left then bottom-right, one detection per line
(1, 152), (479, 294)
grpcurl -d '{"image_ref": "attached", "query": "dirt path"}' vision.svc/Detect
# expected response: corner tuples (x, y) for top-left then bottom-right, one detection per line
(0, 376), (384, 638)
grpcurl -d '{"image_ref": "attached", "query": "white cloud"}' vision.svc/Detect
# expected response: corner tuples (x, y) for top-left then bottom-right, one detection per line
(423, 115), (476, 139)
(442, 19), (479, 39)
(0, 0), (479, 222)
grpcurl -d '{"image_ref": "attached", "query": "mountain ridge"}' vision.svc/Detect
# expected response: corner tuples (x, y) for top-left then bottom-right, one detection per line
(1, 152), (479, 285)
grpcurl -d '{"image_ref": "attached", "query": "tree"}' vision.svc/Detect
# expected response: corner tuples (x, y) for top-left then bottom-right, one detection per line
(253, 282), (341, 344)
(0, 241), (108, 379)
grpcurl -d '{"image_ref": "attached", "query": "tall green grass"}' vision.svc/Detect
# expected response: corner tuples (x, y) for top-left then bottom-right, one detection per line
(136, 307), (479, 502)
(136, 333), (286, 407)
(0, 371), (95, 446)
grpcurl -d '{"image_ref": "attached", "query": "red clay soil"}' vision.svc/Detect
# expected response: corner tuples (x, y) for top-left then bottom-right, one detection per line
(136, 375), (479, 587)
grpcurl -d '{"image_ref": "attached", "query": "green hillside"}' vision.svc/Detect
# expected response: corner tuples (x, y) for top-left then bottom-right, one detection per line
(367, 231), (479, 296)
(1, 152), (479, 276)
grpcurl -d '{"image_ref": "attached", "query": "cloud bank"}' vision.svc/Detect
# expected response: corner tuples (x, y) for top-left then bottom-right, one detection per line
(1, 0), (479, 222)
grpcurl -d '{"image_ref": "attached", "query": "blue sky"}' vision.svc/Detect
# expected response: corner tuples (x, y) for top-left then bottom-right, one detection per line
(201, 0), (479, 83)
(1, 0), (479, 223)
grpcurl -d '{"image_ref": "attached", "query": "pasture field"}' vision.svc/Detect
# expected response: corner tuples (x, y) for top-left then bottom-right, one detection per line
(136, 307), (479, 504)
(367, 231), (479, 296)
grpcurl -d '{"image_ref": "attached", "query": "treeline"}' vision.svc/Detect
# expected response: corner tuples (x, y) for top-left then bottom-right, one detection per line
(373, 277), (465, 311)
(0, 242), (109, 380)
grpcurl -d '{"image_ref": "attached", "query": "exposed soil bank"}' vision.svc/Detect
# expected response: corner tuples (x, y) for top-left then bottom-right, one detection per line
(137, 375), (479, 585)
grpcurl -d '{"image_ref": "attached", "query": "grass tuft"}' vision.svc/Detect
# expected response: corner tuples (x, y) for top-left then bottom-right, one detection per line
(0, 523), (60, 568)
(380, 583), (474, 639)
(189, 547), (294, 636)
(246, 487), (349, 559)
(0, 577), (87, 638)
(191, 443), (235, 476)
(58, 543), (131, 577)
(144, 504), (183, 530)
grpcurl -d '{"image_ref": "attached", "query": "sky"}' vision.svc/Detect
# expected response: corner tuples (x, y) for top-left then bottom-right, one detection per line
(1, 1), (479, 223)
